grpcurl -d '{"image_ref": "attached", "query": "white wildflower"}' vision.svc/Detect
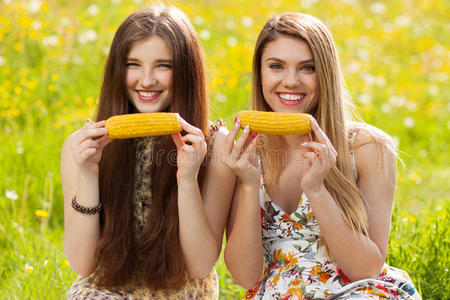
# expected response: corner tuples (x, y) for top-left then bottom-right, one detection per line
(199, 30), (210, 40)
(301, 0), (318, 9)
(363, 19), (373, 29)
(216, 93), (227, 103)
(395, 16), (411, 27)
(16, 141), (23, 154)
(42, 35), (60, 47)
(403, 117), (414, 128)
(363, 73), (376, 85)
(381, 103), (391, 113)
(79, 29), (97, 44)
(87, 4), (99, 16)
(29, 0), (42, 13)
(358, 94), (371, 104)
(0, 56), (5, 66)
(227, 36), (238, 47)
(72, 55), (84, 66)
(6, 190), (18, 201)
(241, 17), (253, 28)
(32, 21), (42, 30)
(193, 16), (204, 26)
(428, 85), (439, 96)
(356, 48), (369, 61)
(347, 62), (360, 74)
(226, 18), (235, 30)
(370, 2), (386, 14)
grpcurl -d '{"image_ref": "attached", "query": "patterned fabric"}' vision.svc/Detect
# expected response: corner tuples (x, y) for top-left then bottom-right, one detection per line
(66, 120), (224, 300)
(244, 129), (421, 300)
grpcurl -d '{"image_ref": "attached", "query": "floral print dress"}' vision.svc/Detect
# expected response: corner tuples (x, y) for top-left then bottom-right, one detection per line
(244, 131), (421, 300)
(66, 120), (224, 300)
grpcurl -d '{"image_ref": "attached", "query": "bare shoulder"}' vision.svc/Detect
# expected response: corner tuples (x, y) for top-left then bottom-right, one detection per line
(348, 122), (395, 151)
(349, 122), (397, 179)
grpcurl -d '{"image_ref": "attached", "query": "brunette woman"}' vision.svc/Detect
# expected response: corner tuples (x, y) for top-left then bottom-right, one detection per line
(61, 6), (234, 299)
(222, 13), (421, 299)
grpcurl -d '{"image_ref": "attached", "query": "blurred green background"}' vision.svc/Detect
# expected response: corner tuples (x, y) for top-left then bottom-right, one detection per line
(0, 0), (448, 298)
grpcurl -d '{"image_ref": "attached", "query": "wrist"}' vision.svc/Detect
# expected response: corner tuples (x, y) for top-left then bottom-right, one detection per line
(304, 184), (327, 200)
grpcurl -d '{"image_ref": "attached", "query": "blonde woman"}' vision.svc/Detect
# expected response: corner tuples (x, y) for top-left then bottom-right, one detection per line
(222, 13), (421, 299)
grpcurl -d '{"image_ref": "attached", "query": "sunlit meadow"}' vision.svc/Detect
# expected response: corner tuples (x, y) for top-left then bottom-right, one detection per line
(0, 0), (448, 299)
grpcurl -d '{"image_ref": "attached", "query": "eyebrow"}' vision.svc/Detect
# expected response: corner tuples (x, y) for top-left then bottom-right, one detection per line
(265, 57), (314, 64)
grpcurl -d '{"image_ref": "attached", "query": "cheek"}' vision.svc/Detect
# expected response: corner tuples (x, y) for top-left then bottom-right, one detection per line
(125, 70), (139, 88)
(157, 70), (173, 88)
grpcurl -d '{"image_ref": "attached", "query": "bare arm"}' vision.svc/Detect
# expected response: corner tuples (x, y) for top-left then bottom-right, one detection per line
(302, 121), (395, 281)
(174, 119), (235, 279)
(222, 121), (264, 289)
(224, 182), (263, 289)
(61, 120), (111, 277)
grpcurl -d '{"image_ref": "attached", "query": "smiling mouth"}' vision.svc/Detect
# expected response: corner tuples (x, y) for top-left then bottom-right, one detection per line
(277, 93), (305, 105)
(137, 90), (161, 101)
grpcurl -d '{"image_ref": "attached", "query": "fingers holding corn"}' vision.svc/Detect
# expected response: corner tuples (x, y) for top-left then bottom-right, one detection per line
(71, 120), (112, 177)
(171, 115), (207, 180)
(299, 117), (337, 195)
(221, 119), (260, 186)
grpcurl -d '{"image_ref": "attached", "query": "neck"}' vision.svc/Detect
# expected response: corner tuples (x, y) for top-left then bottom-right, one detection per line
(280, 134), (311, 151)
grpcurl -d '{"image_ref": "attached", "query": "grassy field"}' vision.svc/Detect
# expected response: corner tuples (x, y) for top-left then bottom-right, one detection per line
(0, 0), (448, 299)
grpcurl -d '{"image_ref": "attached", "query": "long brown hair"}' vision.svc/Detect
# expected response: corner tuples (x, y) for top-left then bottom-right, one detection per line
(253, 13), (370, 252)
(93, 5), (208, 289)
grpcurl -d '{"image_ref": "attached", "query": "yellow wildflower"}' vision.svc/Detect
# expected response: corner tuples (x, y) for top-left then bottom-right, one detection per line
(25, 264), (33, 274)
(35, 209), (49, 218)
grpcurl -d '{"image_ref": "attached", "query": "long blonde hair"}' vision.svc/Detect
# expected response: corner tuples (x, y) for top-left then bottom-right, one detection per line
(253, 13), (369, 249)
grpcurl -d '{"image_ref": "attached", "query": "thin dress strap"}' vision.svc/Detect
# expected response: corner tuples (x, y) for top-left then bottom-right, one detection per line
(348, 129), (359, 182)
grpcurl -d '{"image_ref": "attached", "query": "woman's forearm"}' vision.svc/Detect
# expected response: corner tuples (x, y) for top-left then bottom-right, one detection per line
(63, 173), (101, 277)
(177, 177), (221, 279)
(224, 183), (263, 289)
(307, 186), (384, 281)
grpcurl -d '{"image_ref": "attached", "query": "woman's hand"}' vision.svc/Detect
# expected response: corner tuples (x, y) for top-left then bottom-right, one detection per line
(221, 119), (259, 186)
(71, 120), (112, 178)
(300, 118), (337, 194)
(171, 115), (207, 180)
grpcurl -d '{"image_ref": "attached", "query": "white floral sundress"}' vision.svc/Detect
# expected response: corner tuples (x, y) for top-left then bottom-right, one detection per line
(244, 132), (421, 300)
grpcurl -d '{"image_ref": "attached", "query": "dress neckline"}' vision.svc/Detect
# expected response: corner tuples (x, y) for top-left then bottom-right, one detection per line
(261, 182), (308, 220)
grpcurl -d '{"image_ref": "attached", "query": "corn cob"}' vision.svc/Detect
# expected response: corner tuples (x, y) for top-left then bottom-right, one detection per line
(237, 111), (312, 135)
(105, 113), (181, 139)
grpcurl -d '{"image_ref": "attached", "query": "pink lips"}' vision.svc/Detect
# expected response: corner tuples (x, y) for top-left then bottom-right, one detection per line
(136, 90), (161, 102)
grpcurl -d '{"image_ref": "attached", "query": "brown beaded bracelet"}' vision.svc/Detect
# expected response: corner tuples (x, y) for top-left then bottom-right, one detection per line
(71, 196), (102, 215)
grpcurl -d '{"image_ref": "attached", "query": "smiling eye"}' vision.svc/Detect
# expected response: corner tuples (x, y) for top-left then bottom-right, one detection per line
(300, 65), (315, 73)
(158, 63), (172, 69)
(126, 62), (140, 68)
(269, 63), (283, 70)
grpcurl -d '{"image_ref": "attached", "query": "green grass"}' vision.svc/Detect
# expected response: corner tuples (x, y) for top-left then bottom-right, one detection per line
(1, 0), (449, 299)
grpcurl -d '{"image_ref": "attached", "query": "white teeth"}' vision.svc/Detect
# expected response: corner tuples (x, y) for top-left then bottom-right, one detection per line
(138, 91), (159, 97)
(278, 93), (304, 101)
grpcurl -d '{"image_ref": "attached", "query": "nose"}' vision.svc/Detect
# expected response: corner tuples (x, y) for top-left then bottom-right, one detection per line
(140, 68), (156, 87)
(283, 69), (300, 89)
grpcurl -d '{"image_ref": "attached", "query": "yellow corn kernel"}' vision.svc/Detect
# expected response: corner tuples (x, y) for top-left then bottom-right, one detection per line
(237, 111), (312, 135)
(105, 113), (181, 139)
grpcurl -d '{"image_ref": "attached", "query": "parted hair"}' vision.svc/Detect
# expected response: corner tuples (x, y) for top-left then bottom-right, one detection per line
(252, 13), (371, 252)
(93, 5), (208, 289)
